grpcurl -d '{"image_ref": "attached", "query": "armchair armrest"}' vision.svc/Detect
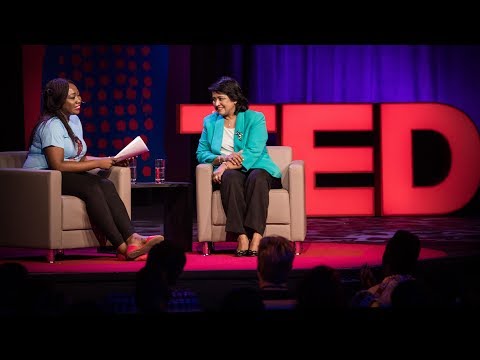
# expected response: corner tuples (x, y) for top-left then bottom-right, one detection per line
(0, 168), (62, 248)
(196, 164), (213, 242)
(288, 160), (307, 241)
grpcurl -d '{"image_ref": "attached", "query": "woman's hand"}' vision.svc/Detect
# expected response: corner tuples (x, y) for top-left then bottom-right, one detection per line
(112, 157), (132, 167)
(212, 164), (228, 184)
(225, 151), (244, 166)
(97, 157), (115, 170)
(360, 264), (376, 289)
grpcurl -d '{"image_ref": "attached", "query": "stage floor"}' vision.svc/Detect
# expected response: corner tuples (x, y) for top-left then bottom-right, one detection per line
(0, 216), (479, 313)
(1, 215), (479, 278)
(136, 215), (480, 257)
(0, 242), (449, 273)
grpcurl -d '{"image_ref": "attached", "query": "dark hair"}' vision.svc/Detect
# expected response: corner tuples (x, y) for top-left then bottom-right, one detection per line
(382, 230), (421, 275)
(135, 240), (187, 314)
(296, 265), (345, 310)
(257, 236), (295, 285)
(208, 76), (249, 114)
(28, 78), (78, 147)
(144, 240), (187, 286)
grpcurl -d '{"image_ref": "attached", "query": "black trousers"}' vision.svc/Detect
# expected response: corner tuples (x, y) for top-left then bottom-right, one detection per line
(61, 171), (134, 248)
(217, 168), (282, 237)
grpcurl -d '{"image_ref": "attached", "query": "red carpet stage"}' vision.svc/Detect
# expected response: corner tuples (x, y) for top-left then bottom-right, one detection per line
(0, 216), (479, 312)
(0, 242), (447, 273)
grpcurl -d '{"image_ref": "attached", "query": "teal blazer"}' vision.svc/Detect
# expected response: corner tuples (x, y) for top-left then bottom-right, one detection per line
(196, 109), (281, 178)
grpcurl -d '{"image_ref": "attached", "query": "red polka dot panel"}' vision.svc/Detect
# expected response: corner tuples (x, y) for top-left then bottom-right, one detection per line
(47, 44), (166, 182)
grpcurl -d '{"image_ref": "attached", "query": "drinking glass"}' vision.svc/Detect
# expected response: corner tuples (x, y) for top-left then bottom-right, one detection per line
(155, 158), (166, 184)
(129, 157), (137, 184)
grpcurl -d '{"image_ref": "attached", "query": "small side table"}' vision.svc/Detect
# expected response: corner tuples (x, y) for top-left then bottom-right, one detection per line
(131, 182), (193, 252)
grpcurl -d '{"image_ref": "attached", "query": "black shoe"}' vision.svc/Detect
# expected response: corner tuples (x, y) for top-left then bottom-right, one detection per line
(247, 250), (258, 257)
(235, 250), (248, 257)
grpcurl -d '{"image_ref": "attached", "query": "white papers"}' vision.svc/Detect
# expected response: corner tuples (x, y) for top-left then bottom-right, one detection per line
(114, 136), (149, 161)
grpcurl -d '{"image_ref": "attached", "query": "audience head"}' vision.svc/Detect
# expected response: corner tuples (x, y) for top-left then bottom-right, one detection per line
(135, 240), (187, 314)
(382, 230), (421, 276)
(296, 265), (345, 311)
(0, 262), (29, 313)
(208, 76), (249, 114)
(257, 235), (295, 286)
(0, 262), (28, 283)
(144, 240), (187, 286)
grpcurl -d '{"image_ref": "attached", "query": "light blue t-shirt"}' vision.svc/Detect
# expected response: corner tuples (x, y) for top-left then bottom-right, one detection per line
(23, 115), (87, 169)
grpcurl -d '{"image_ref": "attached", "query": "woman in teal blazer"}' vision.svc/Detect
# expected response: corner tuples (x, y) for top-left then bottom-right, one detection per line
(196, 76), (282, 257)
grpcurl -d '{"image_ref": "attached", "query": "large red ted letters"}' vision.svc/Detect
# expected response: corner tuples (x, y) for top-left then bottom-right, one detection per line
(179, 103), (480, 216)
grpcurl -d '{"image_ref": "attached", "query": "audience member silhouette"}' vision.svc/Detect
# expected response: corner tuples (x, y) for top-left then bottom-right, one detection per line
(135, 240), (187, 314)
(219, 235), (296, 312)
(0, 262), (66, 316)
(220, 287), (266, 313)
(0, 262), (30, 316)
(390, 279), (426, 308)
(296, 265), (346, 312)
(257, 235), (297, 310)
(350, 229), (421, 308)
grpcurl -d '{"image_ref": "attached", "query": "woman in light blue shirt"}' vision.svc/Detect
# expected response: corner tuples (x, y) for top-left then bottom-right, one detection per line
(24, 78), (163, 260)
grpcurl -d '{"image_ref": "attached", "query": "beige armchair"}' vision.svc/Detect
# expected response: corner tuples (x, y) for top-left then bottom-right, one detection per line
(0, 151), (131, 263)
(196, 146), (306, 255)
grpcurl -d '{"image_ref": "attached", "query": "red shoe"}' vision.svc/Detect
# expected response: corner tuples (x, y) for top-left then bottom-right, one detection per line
(117, 250), (148, 261)
(135, 254), (148, 261)
(125, 236), (163, 261)
(144, 235), (164, 243)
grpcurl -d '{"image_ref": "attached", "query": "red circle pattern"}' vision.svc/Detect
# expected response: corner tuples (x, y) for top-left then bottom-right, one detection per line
(57, 45), (155, 178)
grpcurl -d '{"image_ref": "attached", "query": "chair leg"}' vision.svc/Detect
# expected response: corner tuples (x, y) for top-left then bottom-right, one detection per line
(202, 242), (211, 256)
(295, 242), (302, 255)
(46, 250), (55, 263)
(55, 249), (65, 261)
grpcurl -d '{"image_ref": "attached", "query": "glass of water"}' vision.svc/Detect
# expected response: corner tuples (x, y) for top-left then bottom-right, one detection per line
(129, 157), (137, 184)
(155, 158), (166, 184)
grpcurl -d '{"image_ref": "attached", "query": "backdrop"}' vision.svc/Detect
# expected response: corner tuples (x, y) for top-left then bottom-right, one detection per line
(18, 45), (480, 207)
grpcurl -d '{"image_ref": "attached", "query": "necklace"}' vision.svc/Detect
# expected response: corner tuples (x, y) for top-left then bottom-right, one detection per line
(225, 116), (236, 128)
